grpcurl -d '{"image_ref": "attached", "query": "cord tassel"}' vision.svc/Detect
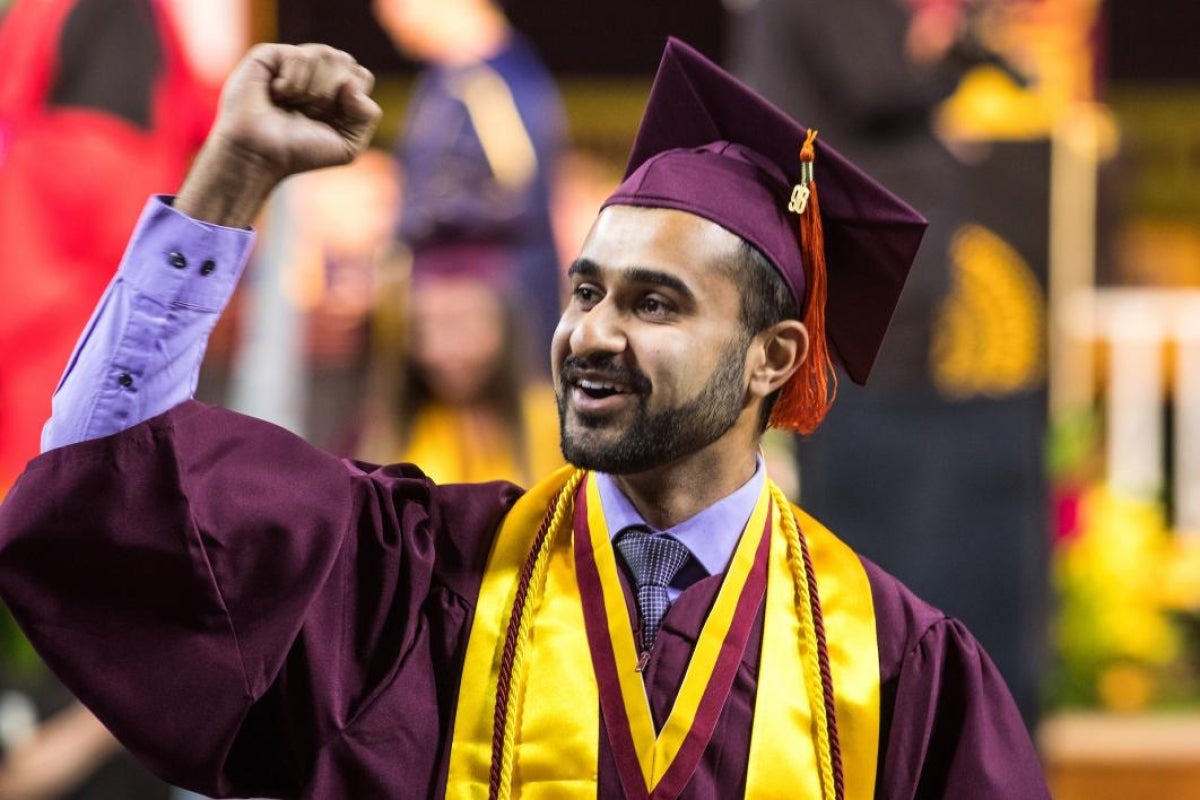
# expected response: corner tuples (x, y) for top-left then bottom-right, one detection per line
(770, 129), (838, 435)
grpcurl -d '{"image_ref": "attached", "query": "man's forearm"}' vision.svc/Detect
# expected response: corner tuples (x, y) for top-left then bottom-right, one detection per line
(174, 136), (282, 229)
(42, 42), (380, 450)
(41, 198), (255, 450)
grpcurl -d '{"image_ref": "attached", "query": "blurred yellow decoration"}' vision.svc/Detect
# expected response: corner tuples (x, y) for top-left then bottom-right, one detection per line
(931, 223), (1046, 399)
(1161, 536), (1200, 613)
(1116, 220), (1200, 288)
(937, 0), (1106, 141)
(1053, 487), (1184, 709)
(1097, 663), (1157, 713)
(938, 66), (1055, 141)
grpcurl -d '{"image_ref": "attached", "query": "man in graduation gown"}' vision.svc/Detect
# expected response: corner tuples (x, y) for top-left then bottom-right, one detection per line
(0, 41), (1051, 799)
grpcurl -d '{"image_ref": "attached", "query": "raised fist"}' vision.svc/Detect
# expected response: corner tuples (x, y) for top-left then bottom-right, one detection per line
(177, 43), (383, 226)
(211, 43), (382, 180)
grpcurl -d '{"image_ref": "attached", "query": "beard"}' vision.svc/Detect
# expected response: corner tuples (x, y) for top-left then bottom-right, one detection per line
(557, 339), (749, 474)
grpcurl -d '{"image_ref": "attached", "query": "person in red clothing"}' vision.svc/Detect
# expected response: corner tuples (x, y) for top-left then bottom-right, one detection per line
(0, 3), (214, 798)
(0, 0), (215, 496)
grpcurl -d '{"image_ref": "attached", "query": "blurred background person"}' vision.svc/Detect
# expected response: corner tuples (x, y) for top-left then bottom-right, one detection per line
(0, 0), (216, 796)
(0, 0), (215, 498)
(346, 258), (562, 486)
(0, 675), (142, 800)
(303, 0), (568, 488)
(729, 0), (1049, 722)
(373, 0), (566, 375)
(0, 703), (120, 800)
(732, 0), (967, 391)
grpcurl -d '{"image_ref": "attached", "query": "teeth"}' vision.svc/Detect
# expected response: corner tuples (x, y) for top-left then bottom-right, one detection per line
(579, 379), (624, 392)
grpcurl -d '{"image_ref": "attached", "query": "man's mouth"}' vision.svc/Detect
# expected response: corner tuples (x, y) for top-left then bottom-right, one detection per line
(560, 357), (651, 417)
(575, 378), (630, 400)
(568, 377), (637, 416)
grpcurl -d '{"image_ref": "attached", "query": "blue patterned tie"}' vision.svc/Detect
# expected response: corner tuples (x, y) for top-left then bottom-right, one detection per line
(615, 527), (692, 652)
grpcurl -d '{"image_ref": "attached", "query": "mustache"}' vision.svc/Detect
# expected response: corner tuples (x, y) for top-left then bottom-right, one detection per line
(560, 355), (652, 394)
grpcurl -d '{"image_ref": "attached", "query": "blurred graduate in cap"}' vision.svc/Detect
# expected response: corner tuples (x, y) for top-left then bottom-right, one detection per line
(0, 38), (1049, 799)
(347, 234), (563, 486)
(374, 0), (565, 375)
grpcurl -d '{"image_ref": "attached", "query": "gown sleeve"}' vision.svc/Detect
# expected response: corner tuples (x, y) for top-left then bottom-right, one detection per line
(0, 400), (521, 797)
(878, 616), (1052, 800)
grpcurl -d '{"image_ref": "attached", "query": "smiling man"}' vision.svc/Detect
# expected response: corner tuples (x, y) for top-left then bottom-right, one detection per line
(0, 39), (1050, 799)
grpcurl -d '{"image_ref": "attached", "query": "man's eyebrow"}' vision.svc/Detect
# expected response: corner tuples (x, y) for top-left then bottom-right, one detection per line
(566, 259), (696, 303)
(624, 268), (695, 302)
(566, 258), (600, 278)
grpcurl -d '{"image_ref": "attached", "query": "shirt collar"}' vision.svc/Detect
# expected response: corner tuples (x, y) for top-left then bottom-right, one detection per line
(594, 457), (765, 578)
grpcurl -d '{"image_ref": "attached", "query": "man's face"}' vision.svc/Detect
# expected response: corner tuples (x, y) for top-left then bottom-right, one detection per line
(551, 206), (753, 474)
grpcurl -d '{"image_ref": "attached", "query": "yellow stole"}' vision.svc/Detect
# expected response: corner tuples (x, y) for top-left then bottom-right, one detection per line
(447, 467), (880, 799)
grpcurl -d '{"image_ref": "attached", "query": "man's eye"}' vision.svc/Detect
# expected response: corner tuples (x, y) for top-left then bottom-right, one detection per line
(574, 285), (599, 304)
(638, 297), (671, 316)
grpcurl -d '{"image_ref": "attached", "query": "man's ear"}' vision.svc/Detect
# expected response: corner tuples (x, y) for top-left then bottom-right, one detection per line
(747, 320), (808, 401)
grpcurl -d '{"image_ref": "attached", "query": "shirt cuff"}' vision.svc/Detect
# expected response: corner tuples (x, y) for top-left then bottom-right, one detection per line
(118, 196), (256, 311)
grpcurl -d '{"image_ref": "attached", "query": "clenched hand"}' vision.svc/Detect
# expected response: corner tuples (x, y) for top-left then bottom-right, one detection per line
(177, 44), (383, 227)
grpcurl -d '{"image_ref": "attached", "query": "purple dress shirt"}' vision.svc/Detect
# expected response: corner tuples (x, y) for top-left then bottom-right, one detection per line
(40, 197), (255, 451)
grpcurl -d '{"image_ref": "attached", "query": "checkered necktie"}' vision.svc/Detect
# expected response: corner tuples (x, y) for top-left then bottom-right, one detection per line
(615, 527), (692, 652)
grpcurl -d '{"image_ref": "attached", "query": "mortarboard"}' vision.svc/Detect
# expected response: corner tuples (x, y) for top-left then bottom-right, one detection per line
(602, 38), (927, 433)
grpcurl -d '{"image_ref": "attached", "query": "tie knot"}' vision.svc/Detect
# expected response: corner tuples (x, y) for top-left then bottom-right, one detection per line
(615, 527), (691, 591)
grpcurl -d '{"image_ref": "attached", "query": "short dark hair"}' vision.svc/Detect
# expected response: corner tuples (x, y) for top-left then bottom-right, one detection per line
(721, 239), (800, 429)
(730, 239), (798, 335)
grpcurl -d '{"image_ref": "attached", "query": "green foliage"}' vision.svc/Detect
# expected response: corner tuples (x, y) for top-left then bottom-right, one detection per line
(0, 604), (44, 683)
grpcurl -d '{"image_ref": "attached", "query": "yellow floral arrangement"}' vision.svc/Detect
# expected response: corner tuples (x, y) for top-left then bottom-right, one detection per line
(1051, 484), (1200, 710)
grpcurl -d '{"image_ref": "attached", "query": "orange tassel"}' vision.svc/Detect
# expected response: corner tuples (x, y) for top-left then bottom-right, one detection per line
(769, 130), (838, 435)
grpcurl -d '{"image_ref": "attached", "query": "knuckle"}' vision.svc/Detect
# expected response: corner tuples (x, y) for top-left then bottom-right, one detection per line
(307, 42), (350, 62)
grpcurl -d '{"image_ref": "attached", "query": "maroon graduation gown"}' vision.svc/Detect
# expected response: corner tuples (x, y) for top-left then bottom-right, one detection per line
(0, 401), (1049, 799)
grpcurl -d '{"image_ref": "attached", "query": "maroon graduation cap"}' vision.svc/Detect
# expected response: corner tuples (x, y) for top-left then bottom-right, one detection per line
(603, 38), (927, 433)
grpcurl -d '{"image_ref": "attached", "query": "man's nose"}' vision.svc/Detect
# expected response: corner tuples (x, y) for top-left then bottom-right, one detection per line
(569, 300), (626, 356)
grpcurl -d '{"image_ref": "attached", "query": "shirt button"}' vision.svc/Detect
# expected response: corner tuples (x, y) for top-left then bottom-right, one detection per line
(168, 252), (187, 270)
(200, 259), (217, 276)
(118, 373), (134, 389)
